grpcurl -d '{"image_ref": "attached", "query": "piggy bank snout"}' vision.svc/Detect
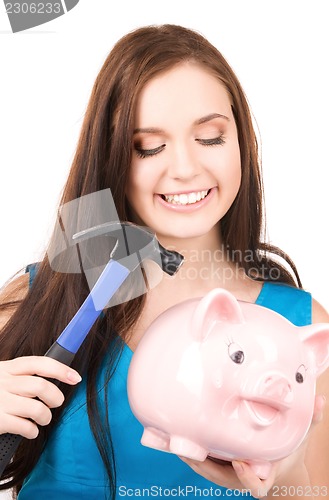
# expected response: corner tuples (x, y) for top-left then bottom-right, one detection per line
(261, 374), (294, 407)
(244, 373), (294, 409)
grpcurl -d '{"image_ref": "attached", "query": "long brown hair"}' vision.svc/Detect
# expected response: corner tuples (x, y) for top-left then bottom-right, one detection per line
(0, 24), (301, 497)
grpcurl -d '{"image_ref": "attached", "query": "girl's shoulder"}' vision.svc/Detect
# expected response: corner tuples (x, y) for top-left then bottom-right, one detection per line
(312, 297), (329, 323)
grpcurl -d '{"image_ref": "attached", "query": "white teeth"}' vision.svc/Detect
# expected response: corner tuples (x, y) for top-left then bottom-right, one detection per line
(163, 190), (209, 205)
(188, 192), (197, 204)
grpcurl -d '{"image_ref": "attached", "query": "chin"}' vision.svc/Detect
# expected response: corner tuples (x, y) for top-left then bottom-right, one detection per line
(157, 224), (219, 243)
(128, 207), (221, 242)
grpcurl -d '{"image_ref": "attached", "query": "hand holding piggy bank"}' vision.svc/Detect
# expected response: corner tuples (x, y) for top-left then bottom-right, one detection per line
(127, 288), (329, 479)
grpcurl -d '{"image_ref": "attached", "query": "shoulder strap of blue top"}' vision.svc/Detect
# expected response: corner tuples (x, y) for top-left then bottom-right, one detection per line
(256, 281), (312, 326)
(25, 262), (40, 289)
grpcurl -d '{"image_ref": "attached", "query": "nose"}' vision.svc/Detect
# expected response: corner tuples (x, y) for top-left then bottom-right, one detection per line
(261, 374), (294, 407)
(167, 143), (201, 180)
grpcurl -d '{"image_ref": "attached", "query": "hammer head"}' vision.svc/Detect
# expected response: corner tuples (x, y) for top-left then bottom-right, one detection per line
(73, 222), (184, 276)
(47, 189), (184, 307)
(72, 222), (184, 308)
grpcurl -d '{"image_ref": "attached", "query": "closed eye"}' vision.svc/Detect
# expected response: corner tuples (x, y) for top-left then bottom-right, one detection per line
(195, 136), (225, 146)
(134, 144), (166, 159)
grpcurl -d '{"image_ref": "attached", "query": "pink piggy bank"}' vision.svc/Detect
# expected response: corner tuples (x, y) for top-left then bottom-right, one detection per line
(127, 288), (329, 479)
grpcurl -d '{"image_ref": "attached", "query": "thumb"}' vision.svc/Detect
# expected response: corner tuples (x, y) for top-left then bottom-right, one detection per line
(312, 395), (326, 425)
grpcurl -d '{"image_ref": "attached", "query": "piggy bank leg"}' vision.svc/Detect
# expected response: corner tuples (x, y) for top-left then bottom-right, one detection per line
(169, 436), (208, 461)
(141, 427), (170, 452)
(248, 460), (272, 480)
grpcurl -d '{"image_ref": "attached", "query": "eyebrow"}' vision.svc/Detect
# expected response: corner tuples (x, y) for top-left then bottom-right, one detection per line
(133, 113), (229, 135)
(133, 126), (164, 135)
(195, 113), (229, 125)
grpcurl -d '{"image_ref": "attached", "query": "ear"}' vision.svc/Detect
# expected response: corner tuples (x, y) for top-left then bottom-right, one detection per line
(191, 288), (244, 342)
(299, 323), (329, 376)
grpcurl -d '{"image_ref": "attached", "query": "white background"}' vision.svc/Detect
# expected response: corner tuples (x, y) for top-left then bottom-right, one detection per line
(1, 0), (328, 311)
(0, 2), (328, 299)
(0, 0), (328, 496)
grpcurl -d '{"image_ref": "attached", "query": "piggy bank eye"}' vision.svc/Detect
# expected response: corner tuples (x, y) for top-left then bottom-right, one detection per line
(228, 342), (245, 364)
(295, 365), (306, 384)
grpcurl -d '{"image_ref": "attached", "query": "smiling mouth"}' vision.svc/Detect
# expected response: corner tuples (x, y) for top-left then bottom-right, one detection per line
(161, 189), (211, 205)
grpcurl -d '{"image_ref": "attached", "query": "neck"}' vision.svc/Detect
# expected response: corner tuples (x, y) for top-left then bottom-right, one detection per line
(158, 224), (223, 260)
(153, 226), (244, 296)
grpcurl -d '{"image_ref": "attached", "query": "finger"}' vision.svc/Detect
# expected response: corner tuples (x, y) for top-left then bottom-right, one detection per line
(232, 461), (277, 498)
(0, 414), (40, 440)
(4, 393), (53, 427)
(4, 375), (65, 408)
(3, 356), (82, 385)
(179, 456), (239, 488)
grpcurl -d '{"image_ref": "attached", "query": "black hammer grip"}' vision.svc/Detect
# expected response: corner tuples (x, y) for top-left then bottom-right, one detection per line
(0, 344), (75, 478)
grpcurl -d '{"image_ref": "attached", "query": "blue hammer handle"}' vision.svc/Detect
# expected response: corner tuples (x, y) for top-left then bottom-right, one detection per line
(0, 259), (130, 477)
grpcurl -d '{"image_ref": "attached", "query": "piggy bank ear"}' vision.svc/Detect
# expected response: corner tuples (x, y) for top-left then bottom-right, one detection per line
(191, 288), (244, 342)
(299, 324), (329, 376)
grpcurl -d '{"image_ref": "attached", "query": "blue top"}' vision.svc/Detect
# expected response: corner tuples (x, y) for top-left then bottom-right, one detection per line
(19, 271), (312, 499)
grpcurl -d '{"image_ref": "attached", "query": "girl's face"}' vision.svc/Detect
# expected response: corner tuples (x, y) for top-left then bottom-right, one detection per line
(126, 62), (241, 243)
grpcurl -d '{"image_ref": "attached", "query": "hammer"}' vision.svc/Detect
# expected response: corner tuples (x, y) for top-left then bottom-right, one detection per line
(0, 222), (184, 477)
